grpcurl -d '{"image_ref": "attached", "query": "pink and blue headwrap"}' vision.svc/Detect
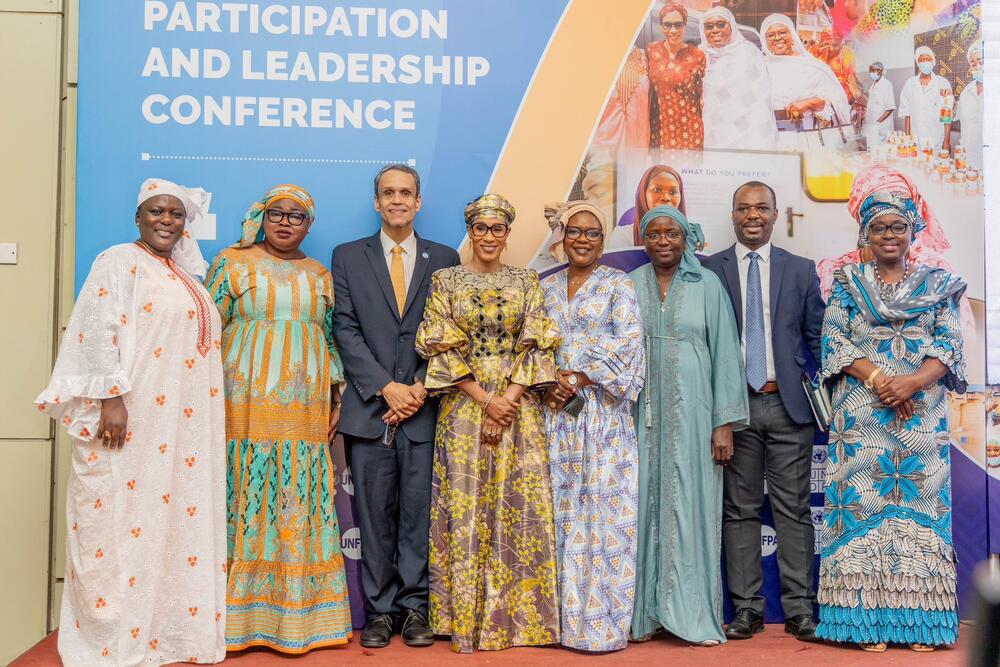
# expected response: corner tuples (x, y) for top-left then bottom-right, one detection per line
(857, 191), (925, 247)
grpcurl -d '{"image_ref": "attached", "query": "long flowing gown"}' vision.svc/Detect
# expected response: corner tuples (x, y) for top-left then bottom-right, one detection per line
(628, 263), (748, 644)
(646, 42), (706, 150)
(541, 266), (645, 651)
(205, 245), (351, 654)
(415, 265), (561, 653)
(37, 243), (227, 667)
(700, 21), (778, 150)
(816, 264), (965, 646)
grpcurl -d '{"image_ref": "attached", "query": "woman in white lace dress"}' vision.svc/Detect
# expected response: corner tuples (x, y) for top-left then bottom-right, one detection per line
(36, 179), (227, 667)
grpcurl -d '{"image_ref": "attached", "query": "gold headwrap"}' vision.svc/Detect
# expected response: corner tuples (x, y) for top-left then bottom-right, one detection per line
(544, 200), (607, 261)
(464, 193), (515, 225)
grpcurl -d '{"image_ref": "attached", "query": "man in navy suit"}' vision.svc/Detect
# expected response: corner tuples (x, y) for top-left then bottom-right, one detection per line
(702, 181), (825, 643)
(332, 165), (459, 648)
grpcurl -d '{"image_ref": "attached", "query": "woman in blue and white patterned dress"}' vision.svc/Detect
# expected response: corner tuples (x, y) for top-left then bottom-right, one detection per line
(540, 201), (644, 652)
(816, 182), (966, 653)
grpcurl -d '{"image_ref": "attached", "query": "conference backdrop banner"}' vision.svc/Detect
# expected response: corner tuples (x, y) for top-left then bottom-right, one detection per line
(77, 0), (992, 628)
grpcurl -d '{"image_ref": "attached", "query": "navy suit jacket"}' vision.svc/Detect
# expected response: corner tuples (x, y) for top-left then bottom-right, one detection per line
(332, 231), (460, 442)
(702, 244), (825, 426)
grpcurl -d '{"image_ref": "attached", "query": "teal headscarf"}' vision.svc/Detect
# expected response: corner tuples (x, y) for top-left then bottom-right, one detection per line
(639, 205), (705, 279)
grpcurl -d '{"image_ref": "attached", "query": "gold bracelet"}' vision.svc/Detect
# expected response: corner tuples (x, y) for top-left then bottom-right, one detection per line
(864, 368), (883, 389)
(482, 392), (495, 412)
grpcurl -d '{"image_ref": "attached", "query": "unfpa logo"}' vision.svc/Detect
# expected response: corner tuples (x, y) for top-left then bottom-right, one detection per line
(341, 527), (361, 560)
(760, 525), (778, 557)
(812, 447), (827, 465)
(341, 466), (354, 496)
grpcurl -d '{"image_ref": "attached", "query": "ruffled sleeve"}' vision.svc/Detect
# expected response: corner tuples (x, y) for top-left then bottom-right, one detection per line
(204, 250), (235, 328)
(415, 270), (473, 392)
(509, 271), (560, 389)
(820, 272), (868, 380)
(35, 247), (136, 440)
(324, 273), (346, 384)
(576, 275), (645, 402)
(926, 293), (967, 393)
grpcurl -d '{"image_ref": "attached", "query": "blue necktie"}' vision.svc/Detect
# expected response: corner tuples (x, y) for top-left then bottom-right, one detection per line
(745, 252), (767, 391)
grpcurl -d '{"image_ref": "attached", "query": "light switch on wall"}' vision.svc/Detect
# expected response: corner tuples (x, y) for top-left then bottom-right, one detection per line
(0, 243), (17, 264)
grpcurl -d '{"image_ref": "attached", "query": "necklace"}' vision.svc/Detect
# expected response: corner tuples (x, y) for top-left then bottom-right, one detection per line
(873, 260), (908, 299)
(567, 267), (596, 287)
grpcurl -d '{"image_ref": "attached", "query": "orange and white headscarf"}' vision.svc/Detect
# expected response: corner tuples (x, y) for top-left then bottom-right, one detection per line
(235, 184), (316, 248)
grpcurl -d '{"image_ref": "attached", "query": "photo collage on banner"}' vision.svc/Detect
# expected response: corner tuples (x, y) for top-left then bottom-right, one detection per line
(528, 0), (989, 621)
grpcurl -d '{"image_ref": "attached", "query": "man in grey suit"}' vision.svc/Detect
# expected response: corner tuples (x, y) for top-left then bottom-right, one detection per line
(702, 181), (825, 642)
(332, 164), (459, 648)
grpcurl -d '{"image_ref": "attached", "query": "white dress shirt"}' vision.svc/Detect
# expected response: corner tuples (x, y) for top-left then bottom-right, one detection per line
(380, 229), (417, 294)
(735, 241), (776, 382)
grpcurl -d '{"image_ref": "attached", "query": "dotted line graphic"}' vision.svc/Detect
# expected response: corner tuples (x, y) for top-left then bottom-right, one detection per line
(142, 152), (415, 166)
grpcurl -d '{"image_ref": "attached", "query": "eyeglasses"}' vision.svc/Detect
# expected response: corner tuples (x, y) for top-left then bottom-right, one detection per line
(565, 227), (604, 241)
(265, 209), (309, 226)
(660, 20), (685, 30)
(468, 222), (510, 238)
(645, 230), (684, 242)
(703, 21), (728, 31)
(869, 222), (910, 236)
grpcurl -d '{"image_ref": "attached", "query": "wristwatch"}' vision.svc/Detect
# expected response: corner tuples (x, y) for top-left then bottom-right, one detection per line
(567, 374), (578, 387)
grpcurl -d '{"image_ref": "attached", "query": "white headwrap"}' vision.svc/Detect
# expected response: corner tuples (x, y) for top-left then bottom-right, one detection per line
(699, 6), (746, 62)
(967, 42), (983, 65)
(759, 13), (851, 126)
(137, 178), (209, 279)
(914, 45), (936, 65)
(760, 13), (812, 58)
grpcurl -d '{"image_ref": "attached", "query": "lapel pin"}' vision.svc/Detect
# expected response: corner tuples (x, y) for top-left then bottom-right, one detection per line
(422, 252), (429, 259)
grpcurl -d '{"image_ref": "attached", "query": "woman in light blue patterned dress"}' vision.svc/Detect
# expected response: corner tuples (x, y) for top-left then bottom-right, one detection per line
(816, 183), (966, 653)
(540, 202), (645, 652)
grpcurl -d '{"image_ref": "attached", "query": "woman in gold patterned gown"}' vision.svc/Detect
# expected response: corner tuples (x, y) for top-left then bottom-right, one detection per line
(415, 194), (561, 653)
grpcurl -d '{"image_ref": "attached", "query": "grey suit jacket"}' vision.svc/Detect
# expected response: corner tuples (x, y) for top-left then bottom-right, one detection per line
(332, 231), (460, 441)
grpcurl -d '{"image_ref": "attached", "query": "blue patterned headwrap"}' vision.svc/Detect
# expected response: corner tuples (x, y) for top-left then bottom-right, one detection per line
(639, 205), (705, 278)
(857, 191), (925, 247)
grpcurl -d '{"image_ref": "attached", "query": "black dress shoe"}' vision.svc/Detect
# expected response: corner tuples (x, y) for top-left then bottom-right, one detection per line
(725, 609), (764, 640)
(360, 613), (395, 648)
(784, 614), (818, 642)
(400, 609), (435, 647)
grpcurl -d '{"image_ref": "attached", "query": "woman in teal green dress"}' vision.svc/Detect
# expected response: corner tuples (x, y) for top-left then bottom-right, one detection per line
(629, 205), (749, 645)
(205, 184), (351, 654)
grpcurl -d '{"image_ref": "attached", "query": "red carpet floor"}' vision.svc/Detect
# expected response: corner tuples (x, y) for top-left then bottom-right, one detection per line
(11, 627), (971, 667)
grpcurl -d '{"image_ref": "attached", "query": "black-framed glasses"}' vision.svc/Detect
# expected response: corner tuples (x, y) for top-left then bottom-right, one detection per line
(565, 227), (604, 241)
(869, 222), (910, 236)
(468, 222), (510, 238)
(645, 230), (684, 242)
(703, 20), (728, 31)
(660, 20), (685, 30)
(265, 209), (309, 226)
